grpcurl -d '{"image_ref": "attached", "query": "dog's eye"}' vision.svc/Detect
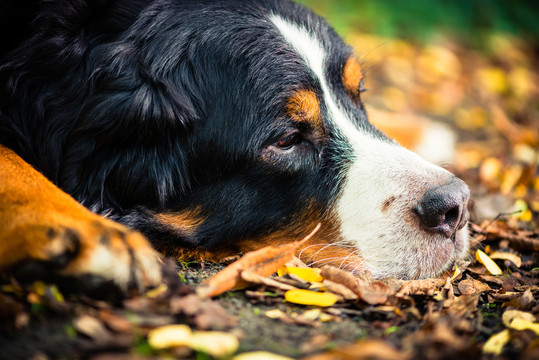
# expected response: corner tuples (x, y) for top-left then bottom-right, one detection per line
(276, 133), (301, 150)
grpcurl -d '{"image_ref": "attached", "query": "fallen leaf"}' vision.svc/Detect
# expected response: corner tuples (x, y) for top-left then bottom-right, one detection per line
(278, 266), (323, 282)
(147, 324), (192, 350)
(322, 280), (359, 301)
(98, 310), (132, 333)
(240, 270), (297, 291)
(450, 266), (462, 281)
(265, 309), (285, 319)
(359, 281), (395, 305)
(197, 224), (321, 298)
(489, 251), (522, 268)
(443, 294), (480, 318)
(302, 339), (407, 360)
(476, 249), (503, 275)
(191, 331), (239, 358)
(483, 329), (511, 355)
(285, 289), (338, 307)
(232, 351), (294, 360)
(396, 279), (445, 296)
(503, 310), (539, 335)
(479, 274), (504, 286)
(320, 265), (368, 296)
(457, 278), (491, 295)
(73, 315), (110, 343)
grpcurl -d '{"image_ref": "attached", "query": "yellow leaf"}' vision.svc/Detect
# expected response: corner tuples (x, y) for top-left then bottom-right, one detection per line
(489, 252), (522, 268)
(147, 324), (192, 350)
(302, 309), (322, 321)
(503, 310), (539, 335)
(476, 67), (507, 95)
(232, 351), (294, 360)
(507, 318), (539, 335)
(284, 289), (338, 307)
(483, 329), (511, 355)
(476, 249), (503, 275)
(145, 284), (168, 298)
(279, 266), (323, 283)
(191, 331), (239, 358)
(265, 309), (285, 319)
(450, 266), (462, 281)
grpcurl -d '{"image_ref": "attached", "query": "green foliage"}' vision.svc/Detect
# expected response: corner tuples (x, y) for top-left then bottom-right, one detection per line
(297, 0), (538, 46)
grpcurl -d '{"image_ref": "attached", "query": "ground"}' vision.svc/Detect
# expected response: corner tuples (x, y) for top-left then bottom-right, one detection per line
(1, 16), (538, 360)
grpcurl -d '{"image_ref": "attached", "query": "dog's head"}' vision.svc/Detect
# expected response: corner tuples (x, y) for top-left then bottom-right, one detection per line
(61, 0), (470, 279)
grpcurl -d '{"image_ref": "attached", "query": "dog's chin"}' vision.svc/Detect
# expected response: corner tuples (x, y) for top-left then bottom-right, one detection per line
(362, 225), (470, 280)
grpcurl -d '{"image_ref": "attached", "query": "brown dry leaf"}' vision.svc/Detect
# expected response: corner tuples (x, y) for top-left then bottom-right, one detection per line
(319, 265), (392, 304)
(359, 281), (395, 305)
(505, 288), (535, 310)
(396, 278), (445, 296)
(264, 308), (320, 327)
(457, 278), (491, 295)
(319, 265), (368, 296)
(479, 274), (504, 286)
(73, 315), (111, 343)
(197, 224), (321, 298)
(301, 339), (407, 360)
(240, 270), (297, 291)
(169, 294), (236, 330)
(98, 310), (132, 333)
(443, 294), (480, 318)
(322, 280), (359, 301)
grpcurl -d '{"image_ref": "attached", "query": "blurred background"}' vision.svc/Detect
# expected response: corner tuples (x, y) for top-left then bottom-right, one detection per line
(298, 0), (539, 228)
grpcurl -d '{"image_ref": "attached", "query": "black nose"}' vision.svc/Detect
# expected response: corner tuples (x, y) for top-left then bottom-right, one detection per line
(414, 177), (470, 238)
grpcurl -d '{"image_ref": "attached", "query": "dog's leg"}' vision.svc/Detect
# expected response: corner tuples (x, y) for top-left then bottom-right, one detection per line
(0, 145), (161, 292)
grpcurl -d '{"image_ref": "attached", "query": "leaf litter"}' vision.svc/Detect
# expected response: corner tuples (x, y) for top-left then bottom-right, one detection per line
(1, 29), (539, 360)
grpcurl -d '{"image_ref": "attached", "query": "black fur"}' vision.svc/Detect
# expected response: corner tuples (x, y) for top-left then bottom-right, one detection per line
(0, 0), (371, 252)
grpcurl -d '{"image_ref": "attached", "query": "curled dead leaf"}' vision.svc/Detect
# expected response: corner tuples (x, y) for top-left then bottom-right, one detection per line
(475, 249), (503, 275)
(197, 224), (321, 298)
(489, 251), (522, 268)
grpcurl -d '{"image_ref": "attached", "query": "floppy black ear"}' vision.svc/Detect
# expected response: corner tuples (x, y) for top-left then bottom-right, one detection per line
(59, 46), (198, 212)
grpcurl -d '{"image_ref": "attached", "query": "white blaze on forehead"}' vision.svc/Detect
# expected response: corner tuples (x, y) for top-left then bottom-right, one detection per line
(269, 15), (464, 279)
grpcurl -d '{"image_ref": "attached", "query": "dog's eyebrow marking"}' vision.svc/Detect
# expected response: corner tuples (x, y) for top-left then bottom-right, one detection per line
(342, 57), (363, 101)
(286, 89), (323, 131)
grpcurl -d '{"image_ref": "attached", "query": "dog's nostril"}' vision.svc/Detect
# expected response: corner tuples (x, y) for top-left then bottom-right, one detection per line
(414, 177), (470, 238)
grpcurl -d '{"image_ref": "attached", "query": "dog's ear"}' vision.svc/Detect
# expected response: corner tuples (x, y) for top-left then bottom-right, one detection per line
(59, 49), (198, 211)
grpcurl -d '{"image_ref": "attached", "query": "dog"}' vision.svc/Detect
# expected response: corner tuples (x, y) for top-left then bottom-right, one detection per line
(0, 0), (470, 292)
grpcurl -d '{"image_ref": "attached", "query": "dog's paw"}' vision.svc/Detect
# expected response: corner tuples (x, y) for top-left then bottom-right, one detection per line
(3, 216), (162, 293)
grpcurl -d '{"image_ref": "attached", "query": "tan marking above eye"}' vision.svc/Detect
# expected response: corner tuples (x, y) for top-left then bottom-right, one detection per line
(285, 89), (323, 132)
(342, 57), (363, 101)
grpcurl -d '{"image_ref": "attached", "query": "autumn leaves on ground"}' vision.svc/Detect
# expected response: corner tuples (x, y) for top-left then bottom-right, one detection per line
(1, 12), (538, 360)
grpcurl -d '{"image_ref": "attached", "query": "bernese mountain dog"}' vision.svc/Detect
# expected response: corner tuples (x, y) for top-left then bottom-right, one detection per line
(0, 0), (470, 292)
